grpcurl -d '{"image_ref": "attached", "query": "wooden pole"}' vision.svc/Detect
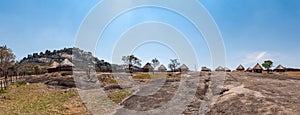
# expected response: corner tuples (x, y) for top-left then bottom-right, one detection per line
(0, 81), (3, 90)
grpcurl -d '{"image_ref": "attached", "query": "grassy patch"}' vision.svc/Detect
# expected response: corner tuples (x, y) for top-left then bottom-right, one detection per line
(0, 89), (9, 94)
(107, 89), (133, 103)
(101, 77), (118, 84)
(0, 83), (89, 114)
(132, 74), (151, 79)
(133, 73), (181, 79)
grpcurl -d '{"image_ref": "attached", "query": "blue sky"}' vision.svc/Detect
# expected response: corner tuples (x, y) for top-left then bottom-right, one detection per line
(0, 0), (300, 70)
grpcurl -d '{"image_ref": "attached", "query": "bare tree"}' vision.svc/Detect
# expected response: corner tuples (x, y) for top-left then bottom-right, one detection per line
(168, 59), (180, 72)
(0, 45), (15, 77)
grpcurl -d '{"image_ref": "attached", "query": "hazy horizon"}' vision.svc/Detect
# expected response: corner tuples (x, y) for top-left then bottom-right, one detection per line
(1, 0), (300, 70)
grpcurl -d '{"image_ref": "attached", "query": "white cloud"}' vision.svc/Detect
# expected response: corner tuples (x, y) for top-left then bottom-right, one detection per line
(242, 51), (272, 66)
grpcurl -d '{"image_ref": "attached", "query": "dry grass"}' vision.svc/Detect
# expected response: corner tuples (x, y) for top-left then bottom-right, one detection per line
(132, 73), (181, 79)
(284, 72), (300, 77)
(0, 83), (90, 114)
(107, 89), (134, 104)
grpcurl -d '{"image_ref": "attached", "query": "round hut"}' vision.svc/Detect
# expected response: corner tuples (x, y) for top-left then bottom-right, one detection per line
(142, 63), (154, 72)
(215, 66), (225, 72)
(158, 64), (167, 72)
(47, 61), (59, 73)
(274, 64), (286, 72)
(246, 67), (253, 72)
(253, 63), (263, 73)
(201, 66), (211, 72)
(179, 64), (189, 72)
(59, 59), (75, 75)
(224, 67), (231, 72)
(236, 64), (245, 72)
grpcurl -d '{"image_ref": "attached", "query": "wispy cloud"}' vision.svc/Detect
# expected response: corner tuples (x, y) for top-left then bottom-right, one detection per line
(242, 51), (272, 66)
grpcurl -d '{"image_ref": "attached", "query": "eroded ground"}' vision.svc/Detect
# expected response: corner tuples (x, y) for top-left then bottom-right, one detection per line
(12, 72), (300, 114)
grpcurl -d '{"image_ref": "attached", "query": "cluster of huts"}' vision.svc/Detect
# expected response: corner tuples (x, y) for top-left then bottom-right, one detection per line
(46, 59), (291, 74)
(47, 59), (74, 75)
(201, 63), (288, 73)
(141, 63), (189, 72)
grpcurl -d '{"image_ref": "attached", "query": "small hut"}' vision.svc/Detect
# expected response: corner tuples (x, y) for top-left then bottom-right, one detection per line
(158, 64), (167, 72)
(179, 64), (189, 72)
(236, 64), (245, 72)
(201, 66), (211, 72)
(274, 65), (286, 72)
(47, 61), (59, 73)
(253, 63), (263, 73)
(59, 59), (75, 75)
(142, 63), (154, 72)
(215, 66), (225, 72)
(246, 67), (253, 72)
(224, 67), (231, 72)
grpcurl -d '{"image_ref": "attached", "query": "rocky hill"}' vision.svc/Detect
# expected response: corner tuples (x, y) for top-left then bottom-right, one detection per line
(18, 47), (112, 73)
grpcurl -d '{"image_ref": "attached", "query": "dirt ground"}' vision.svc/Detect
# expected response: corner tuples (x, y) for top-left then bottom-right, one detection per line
(113, 72), (300, 115)
(19, 72), (300, 114)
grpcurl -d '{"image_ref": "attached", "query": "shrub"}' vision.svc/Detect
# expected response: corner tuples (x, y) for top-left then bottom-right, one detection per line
(132, 74), (151, 79)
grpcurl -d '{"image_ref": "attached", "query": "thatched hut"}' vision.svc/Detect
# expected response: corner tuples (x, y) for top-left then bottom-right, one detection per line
(201, 66), (211, 72)
(59, 59), (74, 75)
(47, 61), (59, 73)
(253, 63), (263, 73)
(236, 64), (245, 72)
(274, 64), (286, 72)
(142, 63), (154, 72)
(158, 64), (167, 72)
(246, 67), (253, 72)
(179, 64), (189, 72)
(224, 67), (231, 72)
(215, 66), (225, 72)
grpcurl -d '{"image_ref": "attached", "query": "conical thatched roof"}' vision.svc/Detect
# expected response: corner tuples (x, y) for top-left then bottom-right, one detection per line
(49, 61), (59, 68)
(201, 66), (211, 71)
(180, 64), (189, 70)
(158, 64), (167, 71)
(215, 66), (225, 71)
(253, 63), (263, 70)
(60, 59), (74, 67)
(246, 67), (253, 71)
(236, 64), (245, 70)
(143, 63), (153, 69)
(224, 67), (231, 71)
(275, 64), (285, 70)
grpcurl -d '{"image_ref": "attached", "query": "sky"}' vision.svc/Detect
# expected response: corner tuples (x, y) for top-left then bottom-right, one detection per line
(0, 0), (300, 70)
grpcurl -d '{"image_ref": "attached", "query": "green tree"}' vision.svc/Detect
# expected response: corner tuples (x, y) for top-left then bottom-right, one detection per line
(0, 45), (16, 77)
(262, 60), (273, 73)
(122, 55), (141, 74)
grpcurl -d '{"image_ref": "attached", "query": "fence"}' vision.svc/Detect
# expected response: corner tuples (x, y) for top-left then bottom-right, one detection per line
(0, 75), (24, 90)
